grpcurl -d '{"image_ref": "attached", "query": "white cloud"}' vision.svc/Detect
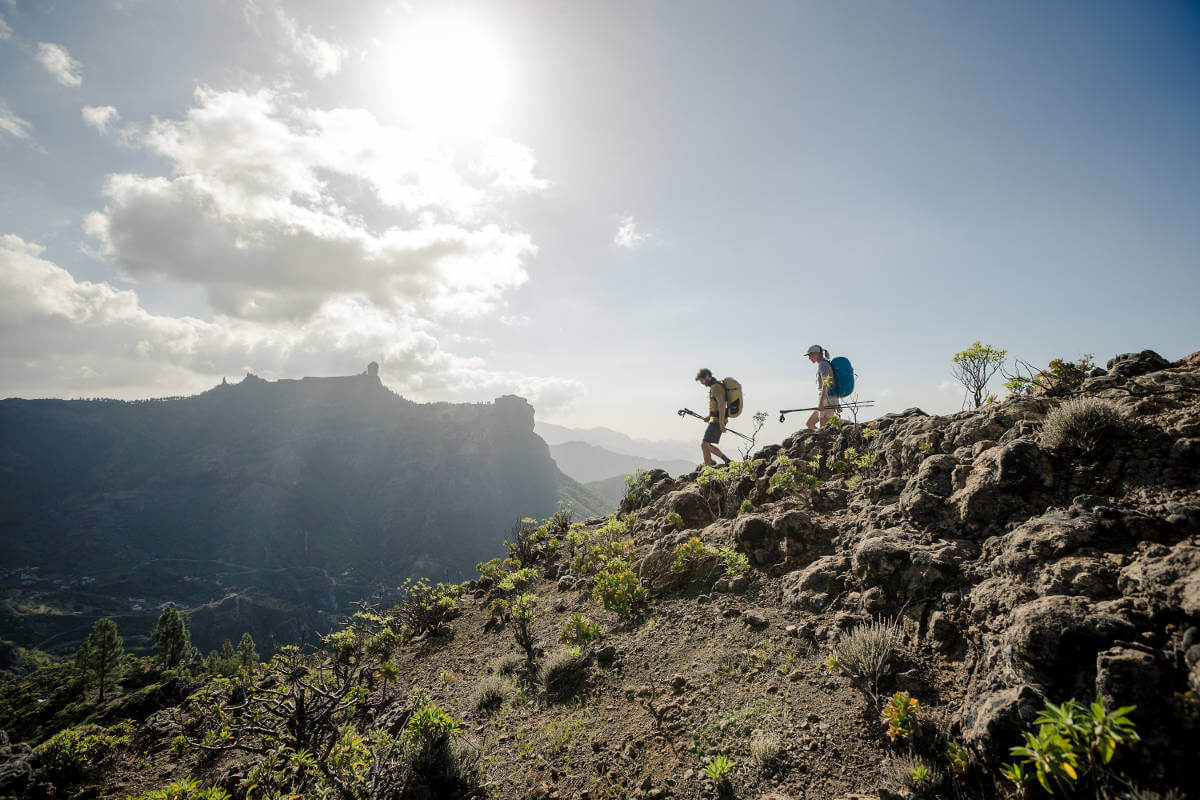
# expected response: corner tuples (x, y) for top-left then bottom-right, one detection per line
(36, 42), (83, 87)
(499, 314), (530, 327)
(0, 233), (585, 412)
(81, 105), (120, 133)
(614, 215), (651, 249)
(84, 86), (548, 322)
(245, 0), (346, 79)
(0, 14), (12, 40)
(0, 100), (32, 141)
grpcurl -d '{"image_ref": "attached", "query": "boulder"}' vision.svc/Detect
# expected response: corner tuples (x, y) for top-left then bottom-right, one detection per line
(663, 489), (713, 529)
(1004, 595), (1134, 695)
(1106, 350), (1169, 378)
(782, 556), (849, 611)
(732, 514), (777, 565)
(961, 685), (1042, 756)
(1095, 646), (1161, 713)
(898, 454), (957, 522)
(1118, 541), (1200, 617)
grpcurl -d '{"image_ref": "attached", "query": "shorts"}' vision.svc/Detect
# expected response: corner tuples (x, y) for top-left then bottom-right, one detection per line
(703, 422), (723, 443)
(818, 403), (841, 421)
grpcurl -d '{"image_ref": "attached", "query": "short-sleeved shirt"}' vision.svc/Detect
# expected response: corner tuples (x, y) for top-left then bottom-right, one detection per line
(708, 381), (727, 416)
(816, 360), (835, 397)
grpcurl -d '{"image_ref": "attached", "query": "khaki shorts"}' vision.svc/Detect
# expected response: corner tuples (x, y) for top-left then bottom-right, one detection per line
(818, 404), (841, 421)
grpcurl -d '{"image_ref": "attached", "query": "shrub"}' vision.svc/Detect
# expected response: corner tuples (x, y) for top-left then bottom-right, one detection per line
(574, 538), (632, 575)
(1041, 397), (1132, 454)
(476, 558), (506, 582)
(541, 648), (589, 702)
(1003, 696), (1138, 795)
(671, 536), (710, 570)
(767, 454), (817, 495)
(592, 559), (648, 618)
(834, 619), (903, 694)
(750, 732), (783, 770)
(717, 547), (750, 576)
(623, 468), (654, 508)
(510, 593), (538, 663)
(485, 598), (510, 624)
(34, 720), (132, 785)
(490, 653), (523, 676)
(471, 675), (513, 712)
(883, 754), (937, 792)
(127, 777), (231, 800)
(560, 614), (601, 646)
(665, 511), (684, 530)
(497, 567), (537, 593)
(882, 691), (920, 742)
(951, 341), (1007, 409)
(393, 578), (461, 637)
(737, 498), (754, 515)
(403, 699), (476, 784)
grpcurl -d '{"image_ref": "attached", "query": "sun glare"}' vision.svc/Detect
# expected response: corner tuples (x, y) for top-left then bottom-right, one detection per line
(384, 14), (511, 135)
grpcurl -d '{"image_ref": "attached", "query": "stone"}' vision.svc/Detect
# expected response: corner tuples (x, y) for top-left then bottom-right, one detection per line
(742, 610), (769, 627)
(898, 454), (957, 521)
(1004, 595), (1134, 693)
(1106, 350), (1169, 378)
(1095, 646), (1161, 712)
(962, 685), (1042, 756)
(663, 488), (714, 529)
(782, 556), (849, 611)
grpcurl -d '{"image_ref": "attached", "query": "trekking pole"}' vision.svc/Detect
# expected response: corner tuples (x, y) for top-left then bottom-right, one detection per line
(777, 401), (874, 424)
(676, 408), (753, 442)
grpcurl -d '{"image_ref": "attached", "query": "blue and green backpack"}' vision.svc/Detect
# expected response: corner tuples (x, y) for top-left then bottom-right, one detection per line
(828, 357), (855, 397)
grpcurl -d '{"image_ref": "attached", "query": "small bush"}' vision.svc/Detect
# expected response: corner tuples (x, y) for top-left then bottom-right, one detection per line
(497, 567), (537, 593)
(392, 578), (461, 637)
(750, 732), (783, 770)
(404, 699), (476, 784)
(34, 720), (132, 786)
(560, 614), (601, 646)
(717, 547), (750, 575)
(541, 648), (589, 701)
(737, 498), (754, 515)
(671, 536), (710, 570)
(592, 559), (648, 618)
(835, 619), (902, 693)
(623, 468), (654, 508)
(490, 653), (523, 676)
(476, 558), (506, 582)
(127, 777), (231, 800)
(703, 754), (736, 788)
(665, 511), (684, 529)
(883, 754), (937, 791)
(485, 598), (510, 624)
(882, 691), (920, 741)
(471, 675), (514, 712)
(1041, 397), (1132, 454)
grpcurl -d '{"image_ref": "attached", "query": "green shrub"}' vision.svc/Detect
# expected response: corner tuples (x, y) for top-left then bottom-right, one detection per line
(703, 754), (736, 788)
(127, 777), (231, 800)
(476, 558), (506, 582)
(671, 536), (710, 570)
(486, 598), (510, 624)
(1003, 696), (1138, 795)
(574, 538), (632, 575)
(510, 593), (538, 663)
(498, 567), (537, 593)
(393, 578), (461, 637)
(665, 511), (684, 530)
(592, 559), (647, 618)
(834, 619), (902, 694)
(471, 675), (513, 712)
(541, 648), (589, 702)
(560, 614), (601, 646)
(1041, 397), (1132, 454)
(882, 691), (920, 741)
(883, 754), (937, 792)
(35, 720), (132, 785)
(737, 498), (754, 515)
(717, 547), (750, 575)
(623, 468), (654, 508)
(767, 454), (818, 495)
(403, 699), (476, 784)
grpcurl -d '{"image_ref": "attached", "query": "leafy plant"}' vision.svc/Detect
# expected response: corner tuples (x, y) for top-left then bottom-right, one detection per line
(393, 578), (461, 637)
(665, 511), (684, 530)
(703, 754), (737, 787)
(560, 614), (601, 646)
(882, 691), (920, 742)
(767, 454), (818, 495)
(1004, 354), (1095, 396)
(127, 777), (231, 800)
(510, 593), (538, 665)
(951, 341), (1008, 409)
(1004, 696), (1138, 795)
(486, 598), (510, 625)
(671, 536), (710, 570)
(476, 558), (507, 583)
(34, 720), (132, 786)
(718, 547), (750, 575)
(945, 740), (970, 772)
(592, 558), (648, 618)
(909, 763), (930, 783)
(622, 468), (655, 508)
(738, 411), (770, 460)
(737, 498), (754, 514)
(498, 567), (538, 593)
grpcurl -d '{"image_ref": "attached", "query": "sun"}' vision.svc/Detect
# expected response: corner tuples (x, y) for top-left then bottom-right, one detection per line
(383, 13), (511, 135)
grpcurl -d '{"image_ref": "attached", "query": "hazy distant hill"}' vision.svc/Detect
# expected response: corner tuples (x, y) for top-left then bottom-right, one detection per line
(535, 422), (695, 463)
(549, 441), (694, 484)
(0, 370), (604, 655)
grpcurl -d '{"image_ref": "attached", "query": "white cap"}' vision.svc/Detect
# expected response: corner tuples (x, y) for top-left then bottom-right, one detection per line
(807, 345), (823, 355)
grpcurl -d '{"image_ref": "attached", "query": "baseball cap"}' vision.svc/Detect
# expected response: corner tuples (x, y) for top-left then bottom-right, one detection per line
(807, 345), (823, 355)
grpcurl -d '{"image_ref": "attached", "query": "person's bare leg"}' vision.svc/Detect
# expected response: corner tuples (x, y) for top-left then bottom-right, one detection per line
(701, 442), (715, 466)
(711, 445), (730, 464)
(805, 411), (819, 430)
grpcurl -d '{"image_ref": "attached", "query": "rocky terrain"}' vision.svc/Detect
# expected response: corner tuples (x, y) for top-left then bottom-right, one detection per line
(1, 348), (1197, 800)
(0, 368), (604, 656)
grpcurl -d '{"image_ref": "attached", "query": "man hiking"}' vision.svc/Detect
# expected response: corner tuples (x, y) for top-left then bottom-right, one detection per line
(695, 368), (733, 466)
(805, 345), (841, 430)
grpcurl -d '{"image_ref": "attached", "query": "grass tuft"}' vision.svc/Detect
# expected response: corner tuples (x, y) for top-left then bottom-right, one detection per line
(834, 618), (902, 692)
(1041, 397), (1131, 454)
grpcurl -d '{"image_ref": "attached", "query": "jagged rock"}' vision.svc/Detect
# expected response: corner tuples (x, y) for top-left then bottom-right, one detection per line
(961, 685), (1042, 755)
(1095, 645), (1161, 713)
(733, 514), (777, 565)
(636, 530), (723, 592)
(782, 556), (849, 611)
(1118, 541), (1200, 617)
(663, 488), (714, 529)
(951, 439), (1053, 528)
(898, 454), (957, 522)
(1107, 350), (1170, 378)
(1004, 595), (1135, 695)
(742, 609), (769, 627)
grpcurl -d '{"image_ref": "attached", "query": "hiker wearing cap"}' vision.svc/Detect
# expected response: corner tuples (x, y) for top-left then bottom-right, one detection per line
(695, 368), (733, 466)
(806, 346), (841, 430)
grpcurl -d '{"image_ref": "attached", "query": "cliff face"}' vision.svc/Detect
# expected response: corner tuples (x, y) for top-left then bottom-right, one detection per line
(0, 373), (598, 652)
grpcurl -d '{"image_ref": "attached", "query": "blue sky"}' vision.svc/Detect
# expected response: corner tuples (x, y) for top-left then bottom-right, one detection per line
(1, 0), (1197, 445)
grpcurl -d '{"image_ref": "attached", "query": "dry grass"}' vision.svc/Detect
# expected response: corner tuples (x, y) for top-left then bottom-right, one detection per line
(541, 648), (589, 702)
(834, 619), (903, 693)
(1041, 397), (1131, 453)
(471, 674), (513, 712)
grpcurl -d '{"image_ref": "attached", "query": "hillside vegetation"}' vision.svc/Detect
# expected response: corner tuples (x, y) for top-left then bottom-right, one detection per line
(1, 348), (1197, 800)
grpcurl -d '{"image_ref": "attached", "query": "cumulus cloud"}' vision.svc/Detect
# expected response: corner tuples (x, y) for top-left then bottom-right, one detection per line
(0, 234), (585, 411)
(0, 14), (12, 40)
(81, 105), (119, 133)
(36, 42), (83, 87)
(0, 100), (32, 141)
(614, 215), (650, 249)
(84, 87), (548, 322)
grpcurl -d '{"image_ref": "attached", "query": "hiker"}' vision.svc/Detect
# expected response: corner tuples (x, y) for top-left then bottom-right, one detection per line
(695, 368), (733, 466)
(805, 345), (841, 430)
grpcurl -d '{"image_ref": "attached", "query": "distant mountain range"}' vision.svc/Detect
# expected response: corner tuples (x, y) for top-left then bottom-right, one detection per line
(0, 370), (605, 656)
(549, 441), (695, 485)
(535, 421), (696, 463)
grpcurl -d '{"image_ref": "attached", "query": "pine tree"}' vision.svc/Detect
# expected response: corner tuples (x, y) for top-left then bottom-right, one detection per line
(153, 606), (190, 669)
(236, 632), (258, 671)
(73, 638), (92, 693)
(81, 618), (124, 702)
